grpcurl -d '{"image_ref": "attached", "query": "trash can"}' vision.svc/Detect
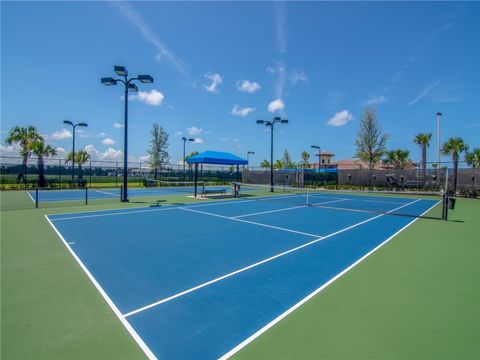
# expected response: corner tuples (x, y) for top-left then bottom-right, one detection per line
(448, 197), (456, 210)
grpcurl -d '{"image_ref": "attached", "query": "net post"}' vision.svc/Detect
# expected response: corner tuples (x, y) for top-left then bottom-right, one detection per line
(35, 188), (39, 208)
(85, 187), (88, 205)
(120, 186), (123, 202)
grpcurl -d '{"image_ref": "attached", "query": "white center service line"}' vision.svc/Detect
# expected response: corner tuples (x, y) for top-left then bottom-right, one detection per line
(123, 198), (421, 318)
(180, 207), (322, 238)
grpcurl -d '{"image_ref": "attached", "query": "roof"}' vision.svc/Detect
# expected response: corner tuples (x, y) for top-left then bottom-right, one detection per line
(186, 151), (248, 165)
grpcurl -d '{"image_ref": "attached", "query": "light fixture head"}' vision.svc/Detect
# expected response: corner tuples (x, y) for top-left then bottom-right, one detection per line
(114, 65), (128, 76)
(274, 116), (281, 122)
(281, 119), (288, 124)
(138, 74), (153, 84)
(188, 138), (195, 142)
(256, 120), (265, 124)
(63, 120), (73, 126)
(311, 145), (320, 149)
(181, 137), (187, 141)
(78, 123), (88, 127)
(128, 83), (138, 93)
(101, 77), (117, 86)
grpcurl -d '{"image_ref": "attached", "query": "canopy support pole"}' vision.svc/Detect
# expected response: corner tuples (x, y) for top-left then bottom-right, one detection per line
(236, 164), (240, 182)
(194, 163), (199, 197)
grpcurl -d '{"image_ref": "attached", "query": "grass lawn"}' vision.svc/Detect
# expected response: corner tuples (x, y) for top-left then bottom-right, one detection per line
(1, 191), (478, 359)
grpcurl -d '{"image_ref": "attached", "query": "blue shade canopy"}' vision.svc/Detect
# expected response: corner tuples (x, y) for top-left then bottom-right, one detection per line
(186, 151), (247, 165)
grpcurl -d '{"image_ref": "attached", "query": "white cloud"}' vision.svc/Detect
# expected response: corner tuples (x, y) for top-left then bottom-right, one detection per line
(275, 1), (287, 54)
(175, 131), (182, 136)
(55, 147), (66, 153)
(366, 95), (388, 105)
(274, 61), (286, 98)
(219, 137), (240, 142)
(204, 73), (223, 93)
(266, 66), (275, 74)
(267, 98), (285, 113)
(236, 80), (261, 93)
(193, 138), (203, 144)
(85, 144), (123, 161)
(187, 126), (202, 136)
(113, 122), (124, 128)
(0, 143), (21, 155)
(102, 138), (115, 146)
(110, 2), (190, 79)
(327, 110), (353, 127)
(51, 129), (72, 140)
(130, 89), (165, 106)
(231, 104), (256, 117)
(290, 70), (308, 85)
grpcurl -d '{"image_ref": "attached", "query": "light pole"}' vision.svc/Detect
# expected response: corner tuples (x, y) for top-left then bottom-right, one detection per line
(311, 145), (321, 171)
(436, 112), (442, 185)
(63, 120), (88, 181)
(247, 151), (255, 170)
(257, 116), (288, 192)
(101, 66), (153, 202)
(182, 137), (195, 180)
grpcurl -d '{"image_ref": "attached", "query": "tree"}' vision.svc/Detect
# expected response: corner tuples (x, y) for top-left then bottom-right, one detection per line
(147, 124), (169, 179)
(274, 159), (284, 170)
(65, 149), (91, 181)
(185, 151), (199, 173)
(465, 148), (480, 168)
(260, 159), (270, 169)
(355, 106), (388, 174)
(442, 137), (469, 193)
(30, 139), (57, 187)
(282, 150), (295, 168)
(299, 151), (310, 169)
(413, 133), (432, 180)
(5, 125), (42, 182)
(384, 149), (412, 169)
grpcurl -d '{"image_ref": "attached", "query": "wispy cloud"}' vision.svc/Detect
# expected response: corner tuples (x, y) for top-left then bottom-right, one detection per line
(110, 2), (190, 79)
(113, 122), (123, 129)
(275, 2), (287, 54)
(193, 138), (203, 144)
(203, 73), (223, 93)
(187, 126), (203, 136)
(231, 105), (256, 117)
(464, 122), (480, 129)
(236, 80), (261, 93)
(102, 138), (115, 146)
(51, 129), (72, 140)
(290, 69), (308, 86)
(327, 110), (353, 127)
(408, 80), (442, 106)
(365, 95), (388, 106)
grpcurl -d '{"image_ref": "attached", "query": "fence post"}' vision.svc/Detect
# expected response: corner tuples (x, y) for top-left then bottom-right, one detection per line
(116, 162), (118, 188)
(85, 187), (88, 205)
(58, 159), (62, 188)
(35, 188), (39, 208)
(120, 186), (123, 202)
(89, 161), (92, 187)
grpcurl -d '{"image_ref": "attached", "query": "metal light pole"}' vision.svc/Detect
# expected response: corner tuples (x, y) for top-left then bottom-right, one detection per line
(247, 151), (255, 170)
(182, 137), (195, 180)
(101, 66), (153, 202)
(436, 112), (442, 185)
(257, 116), (288, 192)
(311, 145), (321, 171)
(63, 120), (88, 181)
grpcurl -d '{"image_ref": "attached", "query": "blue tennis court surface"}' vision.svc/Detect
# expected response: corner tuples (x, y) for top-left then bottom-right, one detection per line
(46, 192), (439, 359)
(30, 185), (231, 202)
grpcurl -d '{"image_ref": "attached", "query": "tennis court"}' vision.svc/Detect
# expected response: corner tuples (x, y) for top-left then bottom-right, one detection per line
(45, 187), (439, 359)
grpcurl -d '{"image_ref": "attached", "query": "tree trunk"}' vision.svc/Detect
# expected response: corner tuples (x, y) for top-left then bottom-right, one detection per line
(154, 167), (158, 180)
(422, 145), (427, 180)
(37, 156), (47, 187)
(453, 158), (458, 195)
(78, 165), (83, 180)
(17, 155), (28, 182)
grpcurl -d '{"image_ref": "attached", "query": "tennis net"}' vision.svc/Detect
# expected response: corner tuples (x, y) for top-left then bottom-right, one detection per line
(144, 179), (205, 193)
(234, 183), (444, 219)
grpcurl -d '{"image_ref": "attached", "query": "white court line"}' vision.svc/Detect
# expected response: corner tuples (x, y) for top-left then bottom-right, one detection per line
(93, 189), (119, 197)
(44, 215), (157, 360)
(27, 191), (35, 203)
(219, 199), (440, 360)
(181, 207), (322, 238)
(123, 199), (422, 318)
(232, 199), (348, 219)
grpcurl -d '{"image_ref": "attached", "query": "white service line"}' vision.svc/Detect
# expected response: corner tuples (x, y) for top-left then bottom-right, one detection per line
(26, 191), (36, 203)
(219, 199), (438, 360)
(123, 198), (422, 318)
(44, 215), (157, 360)
(93, 189), (119, 197)
(181, 207), (322, 238)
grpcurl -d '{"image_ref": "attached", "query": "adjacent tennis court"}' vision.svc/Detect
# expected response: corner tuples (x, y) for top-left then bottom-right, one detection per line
(46, 189), (439, 359)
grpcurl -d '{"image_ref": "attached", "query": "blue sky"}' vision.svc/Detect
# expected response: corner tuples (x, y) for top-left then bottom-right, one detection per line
(1, 1), (479, 166)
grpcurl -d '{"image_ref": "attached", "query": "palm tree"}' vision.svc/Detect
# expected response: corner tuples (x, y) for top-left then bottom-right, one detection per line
(384, 149), (412, 169)
(274, 159), (284, 170)
(65, 149), (91, 181)
(413, 133), (432, 180)
(260, 159), (270, 169)
(5, 125), (42, 182)
(442, 137), (469, 193)
(300, 151), (310, 169)
(465, 148), (480, 168)
(30, 140), (57, 187)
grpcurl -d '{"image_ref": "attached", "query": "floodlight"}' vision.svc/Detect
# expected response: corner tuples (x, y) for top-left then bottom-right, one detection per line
(274, 116), (281, 121)
(128, 83), (138, 92)
(311, 145), (320, 149)
(114, 65), (128, 76)
(281, 119), (288, 124)
(78, 123), (88, 127)
(188, 138), (195, 142)
(138, 74), (153, 83)
(256, 120), (265, 124)
(63, 120), (73, 126)
(101, 77), (117, 86)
